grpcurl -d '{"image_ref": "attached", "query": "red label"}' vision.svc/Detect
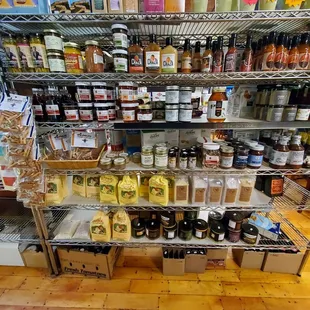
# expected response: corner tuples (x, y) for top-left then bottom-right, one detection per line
(243, 0), (258, 4)
(46, 105), (60, 116)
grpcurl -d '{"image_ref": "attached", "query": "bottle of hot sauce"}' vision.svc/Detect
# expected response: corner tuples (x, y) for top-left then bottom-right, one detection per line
(253, 38), (262, 71)
(182, 39), (192, 74)
(283, 35), (289, 70)
(274, 32), (286, 71)
(240, 34), (253, 72)
(192, 41), (202, 72)
(297, 33), (310, 70)
(212, 41), (217, 55)
(288, 35), (300, 70)
(262, 31), (277, 71)
(202, 36), (213, 73)
(212, 36), (224, 73)
(224, 33), (237, 72)
(256, 35), (268, 71)
(128, 35), (144, 73)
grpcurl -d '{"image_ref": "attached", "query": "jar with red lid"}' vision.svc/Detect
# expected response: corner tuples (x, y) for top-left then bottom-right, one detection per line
(94, 102), (109, 122)
(92, 82), (107, 102)
(78, 102), (94, 122)
(76, 82), (92, 103)
(122, 102), (138, 122)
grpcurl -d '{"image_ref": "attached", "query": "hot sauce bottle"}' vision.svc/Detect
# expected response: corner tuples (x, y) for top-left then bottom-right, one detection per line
(297, 33), (310, 70)
(240, 34), (253, 72)
(182, 39), (192, 74)
(262, 31), (277, 71)
(253, 38), (262, 71)
(145, 34), (161, 74)
(256, 35), (268, 71)
(288, 35), (300, 70)
(212, 36), (224, 73)
(224, 33), (237, 72)
(202, 36), (213, 73)
(128, 35), (144, 73)
(274, 32), (286, 71)
(192, 41), (202, 72)
(283, 35), (289, 70)
(212, 41), (217, 55)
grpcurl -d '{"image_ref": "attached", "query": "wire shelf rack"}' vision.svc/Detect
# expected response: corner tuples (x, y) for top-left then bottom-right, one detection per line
(6, 71), (310, 86)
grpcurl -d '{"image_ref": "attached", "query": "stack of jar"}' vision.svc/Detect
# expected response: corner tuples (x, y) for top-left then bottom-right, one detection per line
(111, 24), (129, 73)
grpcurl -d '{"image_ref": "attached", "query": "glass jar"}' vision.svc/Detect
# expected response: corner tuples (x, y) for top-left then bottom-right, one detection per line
(266, 105), (284, 122)
(269, 84), (291, 106)
(233, 146), (249, 169)
(141, 146), (154, 168)
(3, 35), (22, 72)
(179, 104), (193, 122)
(108, 102), (116, 120)
(165, 105), (179, 122)
(269, 136), (290, 169)
(107, 85), (115, 101)
(76, 82), (92, 103)
(282, 105), (297, 121)
(114, 157), (126, 170)
(137, 104), (152, 122)
(94, 103), (109, 122)
(100, 157), (112, 170)
(179, 150), (188, 169)
(78, 103), (94, 122)
(29, 33), (49, 72)
(111, 24), (129, 50)
(112, 49), (128, 73)
(64, 42), (83, 74)
(179, 87), (192, 104)
(47, 52), (66, 72)
(92, 82), (107, 102)
(17, 35), (34, 72)
(85, 40), (104, 73)
(207, 87), (228, 123)
(168, 149), (177, 169)
(43, 29), (63, 53)
(296, 105), (310, 121)
(119, 82), (135, 102)
(188, 150), (197, 169)
(166, 86), (180, 104)
(203, 143), (220, 168)
(220, 146), (234, 169)
(63, 101), (79, 121)
(247, 145), (264, 169)
(121, 103), (138, 122)
(155, 146), (168, 169)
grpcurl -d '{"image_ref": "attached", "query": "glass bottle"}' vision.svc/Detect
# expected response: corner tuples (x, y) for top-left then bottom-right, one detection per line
(29, 33), (49, 73)
(182, 39), (192, 74)
(262, 31), (277, 71)
(288, 35), (300, 70)
(212, 36), (224, 73)
(240, 34), (253, 72)
(253, 38), (262, 71)
(202, 36), (213, 73)
(145, 34), (161, 74)
(16, 35), (35, 72)
(283, 34), (289, 70)
(224, 33), (237, 72)
(297, 33), (310, 70)
(3, 35), (22, 73)
(303, 136), (310, 168)
(269, 136), (290, 169)
(256, 35), (268, 71)
(161, 37), (177, 73)
(32, 88), (47, 122)
(45, 86), (63, 122)
(128, 35), (144, 73)
(212, 41), (217, 55)
(192, 41), (202, 72)
(274, 32), (286, 71)
(287, 135), (305, 169)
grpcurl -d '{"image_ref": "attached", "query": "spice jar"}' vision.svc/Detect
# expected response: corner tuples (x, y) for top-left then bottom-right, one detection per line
(47, 52), (66, 72)
(64, 42), (83, 74)
(247, 144), (264, 169)
(112, 49), (128, 73)
(131, 218), (146, 238)
(119, 82), (135, 102)
(233, 146), (249, 169)
(207, 87), (228, 123)
(94, 103), (109, 122)
(146, 219), (160, 240)
(179, 104), (193, 122)
(137, 104), (152, 122)
(111, 24), (128, 50)
(179, 87), (192, 104)
(166, 86), (180, 104)
(269, 136), (290, 169)
(266, 105), (284, 122)
(193, 219), (208, 239)
(99, 157), (112, 170)
(168, 149), (177, 169)
(63, 101), (79, 121)
(203, 143), (220, 168)
(121, 103), (138, 123)
(114, 157), (126, 170)
(92, 82), (107, 102)
(78, 103), (94, 122)
(178, 220), (193, 241)
(241, 223), (258, 244)
(210, 223), (225, 242)
(85, 40), (104, 73)
(165, 105), (179, 122)
(43, 29), (63, 53)
(179, 150), (188, 169)
(220, 146), (234, 169)
(163, 223), (177, 240)
(155, 146), (168, 169)
(76, 82), (92, 102)
(282, 105), (297, 121)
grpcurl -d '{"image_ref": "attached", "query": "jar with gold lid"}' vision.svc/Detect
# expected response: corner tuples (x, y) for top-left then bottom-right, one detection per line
(64, 42), (83, 74)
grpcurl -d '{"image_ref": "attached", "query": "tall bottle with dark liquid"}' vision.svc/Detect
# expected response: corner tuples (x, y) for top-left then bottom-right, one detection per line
(240, 34), (253, 72)
(224, 33), (237, 72)
(212, 36), (224, 73)
(192, 41), (202, 72)
(262, 31), (277, 71)
(297, 33), (310, 70)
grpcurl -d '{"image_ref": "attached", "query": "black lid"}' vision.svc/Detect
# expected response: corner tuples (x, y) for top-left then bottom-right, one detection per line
(226, 211), (245, 222)
(184, 38), (191, 51)
(206, 36), (212, 50)
(189, 150), (197, 157)
(180, 151), (189, 157)
(132, 35), (139, 45)
(208, 211), (223, 221)
(179, 219), (193, 231)
(268, 31), (277, 44)
(212, 41), (217, 53)
(131, 217), (145, 229)
(262, 35), (269, 46)
(229, 33), (237, 48)
(149, 34), (157, 43)
(277, 32), (285, 46)
(168, 150), (176, 156)
(166, 37), (173, 47)
(195, 41), (201, 53)
(242, 223), (259, 236)
(210, 222), (225, 234)
(193, 219), (208, 231)
(146, 219), (160, 230)
(300, 33), (309, 44)
(217, 36), (223, 49)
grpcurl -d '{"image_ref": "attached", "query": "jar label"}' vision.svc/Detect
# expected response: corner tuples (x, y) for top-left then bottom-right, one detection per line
(4, 44), (21, 68)
(269, 150), (289, 166)
(297, 52), (310, 69)
(202, 55), (213, 72)
(271, 179), (283, 195)
(288, 52), (298, 70)
(283, 109), (297, 121)
(155, 154), (168, 168)
(225, 189), (237, 204)
(17, 43), (34, 68)
(168, 231), (175, 239)
(166, 90), (179, 104)
(235, 155), (248, 166)
(228, 220), (236, 229)
(205, 155), (220, 166)
(195, 230), (202, 238)
(32, 105), (43, 116)
(114, 56), (128, 72)
(188, 157), (197, 169)
(96, 110), (109, 121)
(224, 53), (237, 72)
(262, 51), (276, 71)
(179, 158), (188, 169)
(65, 109), (79, 121)
(137, 113), (152, 121)
(48, 58), (66, 72)
(179, 109), (192, 122)
(180, 90), (192, 104)
(296, 108), (310, 121)
(141, 154), (154, 166)
(77, 89), (92, 101)
(64, 53), (82, 70)
(79, 110), (94, 121)
(274, 50), (286, 70)
(113, 33), (128, 49)
(165, 109), (179, 122)
(122, 110), (135, 121)
(30, 43), (49, 69)
(240, 53), (253, 72)
(108, 108), (116, 120)
(161, 53), (176, 73)
(194, 188), (205, 203)
(146, 51), (160, 70)
(94, 53), (104, 64)
(176, 185), (187, 201)
(220, 156), (233, 168)
(94, 88), (107, 101)
(119, 89), (134, 101)
(287, 150), (304, 166)
(192, 57), (202, 71)
(207, 100), (228, 120)
(247, 154), (263, 167)
(239, 185), (253, 203)
(168, 157), (176, 169)
(218, 233), (224, 241)
(212, 53), (223, 72)
(46, 105), (60, 116)
(182, 56), (192, 70)
(129, 52), (143, 72)
(44, 35), (63, 51)
(107, 89), (114, 100)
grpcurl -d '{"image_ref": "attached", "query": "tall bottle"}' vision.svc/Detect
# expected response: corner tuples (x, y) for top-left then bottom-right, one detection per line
(224, 33), (237, 72)
(212, 41), (217, 55)
(303, 135), (310, 168)
(145, 34), (161, 74)
(17, 35), (35, 72)
(262, 31), (277, 71)
(269, 136), (290, 169)
(212, 36), (224, 73)
(283, 35), (289, 70)
(192, 41), (202, 72)
(256, 36), (268, 71)
(253, 38), (262, 71)
(181, 39), (192, 73)
(128, 35), (144, 73)
(240, 34), (253, 72)
(288, 35), (300, 70)
(297, 33), (310, 70)
(274, 32), (286, 71)
(161, 37), (177, 73)
(202, 36), (213, 73)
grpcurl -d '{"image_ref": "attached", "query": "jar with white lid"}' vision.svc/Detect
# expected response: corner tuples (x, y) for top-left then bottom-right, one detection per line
(76, 82), (92, 103)
(179, 87), (192, 104)
(92, 82), (107, 102)
(94, 102), (109, 122)
(166, 86), (179, 104)
(203, 143), (220, 168)
(179, 104), (193, 122)
(165, 105), (179, 122)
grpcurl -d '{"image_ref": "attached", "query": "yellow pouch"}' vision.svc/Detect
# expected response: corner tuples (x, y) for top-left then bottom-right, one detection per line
(118, 175), (138, 205)
(112, 209), (131, 241)
(72, 175), (86, 197)
(139, 176), (150, 198)
(86, 175), (100, 199)
(90, 211), (111, 242)
(149, 175), (169, 206)
(45, 176), (63, 205)
(100, 175), (118, 204)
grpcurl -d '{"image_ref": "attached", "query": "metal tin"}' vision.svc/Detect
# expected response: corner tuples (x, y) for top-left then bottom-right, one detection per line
(242, 223), (259, 244)
(131, 218), (146, 238)
(193, 219), (208, 239)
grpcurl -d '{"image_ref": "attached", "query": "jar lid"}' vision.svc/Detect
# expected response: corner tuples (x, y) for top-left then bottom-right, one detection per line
(114, 158), (126, 166)
(111, 24), (128, 31)
(138, 104), (151, 110)
(166, 86), (179, 90)
(75, 82), (91, 86)
(47, 52), (64, 57)
(133, 152), (141, 158)
(131, 217), (145, 229)
(193, 219), (208, 231)
(203, 143), (220, 150)
(179, 220), (193, 231)
(112, 49), (128, 55)
(209, 211), (223, 221)
(250, 144), (264, 151)
(64, 42), (79, 48)
(107, 153), (118, 159)
(44, 29), (60, 34)
(92, 82), (107, 86)
(146, 219), (160, 230)
(142, 146), (153, 152)
(180, 87), (192, 91)
(220, 146), (234, 153)
(94, 103), (109, 107)
(210, 222), (225, 234)
(213, 87), (226, 92)
(121, 103), (139, 108)
(119, 82), (134, 87)
(226, 211), (245, 222)
(242, 223), (259, 236)
(85, 40), (99, 46)
(180, 104), (193, 109)
(100, 158), (112, 165)
(78, 103), (93, 107)
(156, 146), (168, 154)
(165, 105), (179, 110)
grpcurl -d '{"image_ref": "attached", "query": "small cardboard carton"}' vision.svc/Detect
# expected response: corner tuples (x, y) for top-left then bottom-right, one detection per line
(206, 248), (228, 268)
(20, 245), (48, 269)
(92, 0), (108, 12)
(232, 249), (265, 269)
(141, 130), (165, 147)
(162, 248), (185, 276)
(57, 246), (121, 279)
(185, 249), (207, 273)
(262, 251), (304, 275)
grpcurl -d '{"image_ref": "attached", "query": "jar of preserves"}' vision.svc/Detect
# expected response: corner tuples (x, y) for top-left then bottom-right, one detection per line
(17, 35), (34, 72)
(76, 82), (92, 103)
(108, 102), (116, 120)
(112, 49), (128, 73)
(207, 87), (228, 123)
(47, 52), (66, 72)
(220, 146), (234, 169)
(29, 33), (49, 72)
(92, 82), (107, 102)
(94, 103), (109, 122)
(137, 104), (152, 122)
(3, 35), (22, 72)
(296, 105), (310, 121)
(64, 42), (83, 74)
(287, 135), (304, 169)
(247, 144), (264, 169)
(168, 149), (177, 169)
(165, 105), (179, 122)
(121, 103), (138, 122)
(166, 86), (179, 104)
(107, 85), (115, 101)
(233, 146), (249, 169)
(85, 40), (104, 73)
(141, 146), (154, 168)
(119, 82), (135, 102)
(179, 87), (192, 104)
(155, 147), (168, 169)
(203, 143), (220, 168)
(43, 29), (63, 53)
(179, 104), (193, 122)
(78, 103), (94, 122)
(269, 136), (290, 169)
(111, 24), (128, 50)
(63, 101), (79, 121)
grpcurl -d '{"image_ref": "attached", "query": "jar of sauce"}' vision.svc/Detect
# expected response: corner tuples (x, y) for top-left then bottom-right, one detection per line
(64, 42), (83, 74)
(108, 102), (116, 120)
(63, 101), (79, 121)
(137, 104), (152, 122)
(119, 82), (135, 102)
(247, 144), (264, 169)
(287, 135), (304, 169)
(207, 87), (228, 123)
(76, 82), (92, 103)
(92, 82), (107, 102)
(78, 103), (94, 122)
(94, 103), (109, 122)
(44, 29), (63, 53)
(269, 136), (290, 169)
(296, 105), (310, 121)
(233, 146), (249, 169)
(141, 146), (154, 168)
(85, 40), (104, 73)
(121, 103), (138, 122)
(47, 52), (66, 72)
(220, 146), (234, 169)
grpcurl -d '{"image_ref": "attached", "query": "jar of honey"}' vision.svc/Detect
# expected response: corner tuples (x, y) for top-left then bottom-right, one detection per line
(207, 87), (228, 123)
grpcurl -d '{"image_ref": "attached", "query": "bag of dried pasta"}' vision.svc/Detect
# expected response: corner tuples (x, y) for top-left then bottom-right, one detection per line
(100, 175), (118, 204)
(112, 209), (131, 241)
(90, 211), (111, 242)
(118, 175), (138, 205)
(149, 175), (169, 206)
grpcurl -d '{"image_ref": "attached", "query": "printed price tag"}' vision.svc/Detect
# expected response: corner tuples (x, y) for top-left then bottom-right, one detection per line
(285, 0), (303, 6)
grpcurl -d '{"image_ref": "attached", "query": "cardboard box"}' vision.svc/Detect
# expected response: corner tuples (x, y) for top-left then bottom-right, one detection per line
(70, 0), (91, 13)
(107, 0), (124, 13)
(123, 0), (139, 12)
(262, 251), (304, 275)
(20, 245), (48, 269)
(141, 130), (165, 147)
(144, 0), (164, 13)
(179, 129), (201, 148)
(206, 249), (228, 268)
(163, 249), (185, 276)
(57, 246), (121, 279)
(165, 129), (179, 148)
(92, 0), (108, 12)
(0, 243), (24, 266)
(233, 249), (265, 269)
(185, 249), (207, 273)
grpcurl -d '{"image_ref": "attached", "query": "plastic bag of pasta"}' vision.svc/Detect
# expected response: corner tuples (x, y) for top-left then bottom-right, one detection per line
(118, 175), (138, 205)
(149, 175), (169, 206)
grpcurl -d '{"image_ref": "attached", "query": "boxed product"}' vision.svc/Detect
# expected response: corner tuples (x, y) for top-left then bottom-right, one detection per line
(50, 0), (70, 13)
(57, 246), (121, 279)
(179, 129), (201, 148)
(144, 0), (164, 12)
(125, 130), (141, 154)
(70, 0), (91, 13)
(206, 248), (228, 268)
(232, 249), (265, 269)
(107, 0), (123, 13)
(91, 0), (108, 12)
(141, 130), (165, 147)
(232, 85), (257, 119)
(165, 129), (179, 148)
(185, 249), (207, 273)
(163, 248), (185, 276)
(11, 0), (50, 13)
(123, 0), (139, 12)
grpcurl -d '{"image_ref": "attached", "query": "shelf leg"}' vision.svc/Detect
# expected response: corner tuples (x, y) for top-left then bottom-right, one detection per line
(298, 249), (310, 277)
(45, 240), (59, 276)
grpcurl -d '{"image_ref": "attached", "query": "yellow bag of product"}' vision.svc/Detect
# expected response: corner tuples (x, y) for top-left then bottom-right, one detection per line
(45, 176), (64, 205)
(86, 175), (100, 199)
(140, 176), (150, 198)
(118, 175), (138, 205)
(100, 175), (118, 204)
(131, 175), (139, 197)
(166, 176), (175, 201)
(61, 175), (69, 198)
(149, 175), (169, 206)
(72, 175), (86, 197)
(112, 209), (131, 241)
(90, 211), (111, 242)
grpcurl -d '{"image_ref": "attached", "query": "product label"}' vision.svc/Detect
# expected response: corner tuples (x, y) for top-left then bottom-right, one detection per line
(209, 186), (222, 203)
(176, 185), (187, 201)
(168, 231), (175, 239)
(141, 154), (154, 166)
(202, 55), (213, 72)
(182, 56), (192, 70)
(207, 100), (228, 120)
(212, 53), (223, 72)
(48, 58), (66, 72)
(4, 44), (21, 68)
(155, 154), (168, 168)
(32, 105), (43, 116)
(179, 158), (188, 169)
(94, 53), (103, 64)
(205, 155), (220, 166)
(30, 43), (49, 68)
(262, 51), (276, 71)
(296, 108), (310, 121)
(161, 53), (176, 73)
(287, 150), (305, 165)
(96, 110), (109, 121)
(17, 43), (34, 68)
(65, 109), (79, 121)
(165, 109), (179, 122)
(297, 52), (310, 69)
(44, 35), (63, 51)
(247, 154), (263, 167)
(113, 33), (128, 49)
(72, 132), (97, 148)
(114, 57), (128, 72)
(146, 51), (160, 70)
(288, 53), (298, 70)
(77, 89), (92, 101)
(271, 179), (284, 195)
(166, 91), (179, 104)
(239, 185), (253, 203)
(94, 88), (107, 101)
(122, 110), (135, 121)
(108, 108), (116, 120)
(225, 189), (238, 204)
(235, 155), (248, 166)
(119, 89), (134, 101)
(220, 156), (233, 168)
(269, 150), (289, 166)
(192, 58), (202, 71)
(64, 53), (82, 70)
(195, 188), (205, 203)
(218, 233), (224, 241)
(180, 90), (192, 104)
(228, 220), (236, 229)
(285, 0), (303, 6)
(188, 157), (197, 169)
(179, 109), (192, 122)
(46, 105), (60, 116)
(225, 53), (237, 72)
(137, 113), (152, 121)
(168, 157), (176, 169)
(79, 110), (94, 121)
(129, 52), (143, 72)
(195, 231), (203, 238)
(240, 53), (253, 72)
(274, 50), (286, 70)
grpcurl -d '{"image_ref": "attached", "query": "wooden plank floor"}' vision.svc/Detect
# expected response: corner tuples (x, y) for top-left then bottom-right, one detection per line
(0, 211), (309, 310)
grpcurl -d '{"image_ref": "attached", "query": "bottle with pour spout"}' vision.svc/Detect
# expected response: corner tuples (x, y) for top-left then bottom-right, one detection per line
(224, 33), (237, 72)
(161, 37), (177, 73)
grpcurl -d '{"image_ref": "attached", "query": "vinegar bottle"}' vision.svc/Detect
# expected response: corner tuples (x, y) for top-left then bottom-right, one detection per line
(145, 34), (161, 74)
(182, 39), (192, 73)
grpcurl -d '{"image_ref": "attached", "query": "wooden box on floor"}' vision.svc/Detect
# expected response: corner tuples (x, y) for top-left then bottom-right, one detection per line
(206, 249), (228, 268)
(20, 245), (48, 269)
(232, 249), (266, 269)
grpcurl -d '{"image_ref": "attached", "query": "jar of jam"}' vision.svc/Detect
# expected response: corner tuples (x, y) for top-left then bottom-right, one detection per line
(220, 146), (234, 169)
(94, 103), (109, 122)
(137, 104), (152, 122)
(121, 103), (138, 122)
(247, 144), (264, 169)
(296, 105), (310, 121)
(85, 40), (104, 73)
(269, 136), (290, 169)
(92, 82), (107, 102)
(76, 82), (92, 103)
(233, 146), (249, 169)
(63, 101), (79, 121)
(78, 103), (94, 122)
(44, 29), (63, 53)
(112, 49), (128, 73)
(287, 135), (304, 169)
(108, 102), (116, 120)
(119, 82), (135, 102)
(207, 87), (228, 123)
